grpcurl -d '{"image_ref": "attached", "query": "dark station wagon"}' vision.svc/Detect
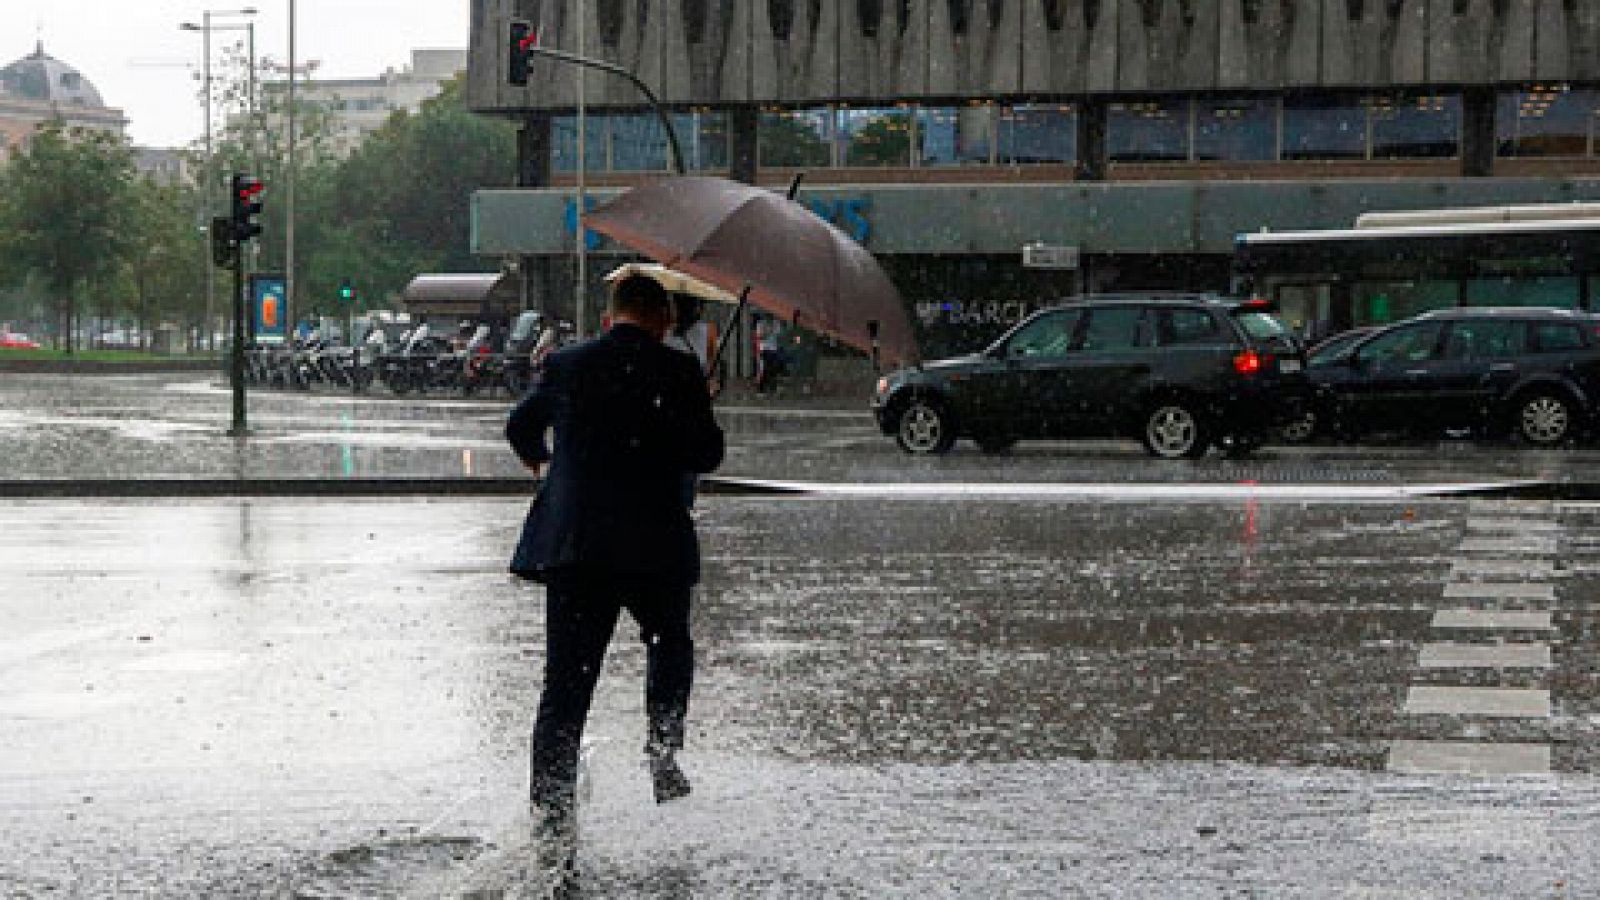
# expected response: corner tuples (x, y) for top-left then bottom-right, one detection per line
(1294, 307), (1600, 445)
(872, 293), (1308, 459)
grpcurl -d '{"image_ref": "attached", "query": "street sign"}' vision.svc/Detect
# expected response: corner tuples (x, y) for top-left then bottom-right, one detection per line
(1022, 242), (1080, 270)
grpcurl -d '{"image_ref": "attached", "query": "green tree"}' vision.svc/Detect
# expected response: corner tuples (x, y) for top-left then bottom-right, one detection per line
(0, 122), (138, 352)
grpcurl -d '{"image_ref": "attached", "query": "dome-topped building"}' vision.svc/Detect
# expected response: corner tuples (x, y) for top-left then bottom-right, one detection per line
(0, 41), (126, 154)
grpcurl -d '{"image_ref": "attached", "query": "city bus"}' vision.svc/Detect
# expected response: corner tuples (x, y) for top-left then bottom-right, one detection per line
(1233, 203), (1600, 342)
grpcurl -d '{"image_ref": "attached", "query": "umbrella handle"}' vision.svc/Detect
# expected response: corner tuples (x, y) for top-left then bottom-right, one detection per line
(708, 285), (751, 395)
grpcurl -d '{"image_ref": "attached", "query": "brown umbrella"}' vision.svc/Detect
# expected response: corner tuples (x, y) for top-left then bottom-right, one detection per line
(581, 176), (919, 369)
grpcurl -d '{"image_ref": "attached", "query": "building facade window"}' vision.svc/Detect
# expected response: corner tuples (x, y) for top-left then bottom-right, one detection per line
(553, 112), (729, 173)
(839, 107), (913, 167)
(1369, 93), (1461, 159)
(1282, 94), (1366, 159)
(1194, 95), (1277, 161)
(998, 104), (1076, 165)
(916, 105), (993, 166)
(1108, 98), (1191, 162)
(759, 108), (831, 168)
(1497, 86), (1596, 157)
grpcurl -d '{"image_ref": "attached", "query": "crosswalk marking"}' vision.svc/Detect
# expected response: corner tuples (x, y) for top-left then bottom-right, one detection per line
(1387, 740), (1552, 776)
(1465, 517), (1560, 532)
(1449, 559), (1556, 578)
(1431, 609), (1554, 630)
(1417, 642), (1550, 669)
(1404, 686), (1550, 717)
(1456, 538), (1557, 555)
(1442, 582), (1555, 600)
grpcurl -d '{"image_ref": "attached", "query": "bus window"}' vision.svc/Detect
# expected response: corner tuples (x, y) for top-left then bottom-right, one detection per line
(1353, 280), (1459, 325)
(1464, 276), (1579, 309)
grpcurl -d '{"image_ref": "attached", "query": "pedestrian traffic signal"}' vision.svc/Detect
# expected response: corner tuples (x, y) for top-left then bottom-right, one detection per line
(339, 281), (355, 304)
(230, 174), (264, 243)
(507, 19), (535, 86)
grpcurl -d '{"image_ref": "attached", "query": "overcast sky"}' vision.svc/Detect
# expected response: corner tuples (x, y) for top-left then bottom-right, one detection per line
(2, 1), (471, 147)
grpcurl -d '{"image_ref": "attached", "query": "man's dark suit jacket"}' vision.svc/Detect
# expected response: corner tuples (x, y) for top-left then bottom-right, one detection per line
(506, 323), (725, 586)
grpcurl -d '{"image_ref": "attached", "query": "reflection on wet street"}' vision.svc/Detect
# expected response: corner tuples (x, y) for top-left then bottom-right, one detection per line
(4, 493), (1600, 895)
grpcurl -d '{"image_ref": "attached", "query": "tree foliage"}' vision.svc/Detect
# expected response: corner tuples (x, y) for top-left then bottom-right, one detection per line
(0, 59), (517, 346)
(0, 123), (138, 350)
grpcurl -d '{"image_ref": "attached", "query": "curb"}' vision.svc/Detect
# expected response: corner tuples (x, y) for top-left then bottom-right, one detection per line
(0, 475), (811, 499)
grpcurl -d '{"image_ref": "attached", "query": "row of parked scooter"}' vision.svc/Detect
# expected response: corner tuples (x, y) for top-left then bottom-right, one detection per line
(244, 312), (568, 398)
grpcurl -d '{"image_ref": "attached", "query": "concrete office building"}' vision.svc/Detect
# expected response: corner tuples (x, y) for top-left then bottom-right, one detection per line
(261, 48), (468, 155)
(465, 1), (1600, 355)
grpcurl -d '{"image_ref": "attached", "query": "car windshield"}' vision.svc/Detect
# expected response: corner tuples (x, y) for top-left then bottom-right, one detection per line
(1234, 312), (1292, 340)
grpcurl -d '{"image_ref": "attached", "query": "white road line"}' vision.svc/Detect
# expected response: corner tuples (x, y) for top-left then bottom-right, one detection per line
(1404, 686), (1550, 717)
(1387, 740), (1552, 776)
(1432, 610), (1554, 630)
(1442, 582), (1555, 601)
(1417, 642), (1551, 669)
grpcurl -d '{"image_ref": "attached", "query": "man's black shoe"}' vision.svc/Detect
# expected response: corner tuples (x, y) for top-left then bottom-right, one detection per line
(648, 755), (692, 804)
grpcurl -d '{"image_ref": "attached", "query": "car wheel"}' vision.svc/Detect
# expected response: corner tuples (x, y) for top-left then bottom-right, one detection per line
(1513, 390), (1575, 446)
(894, 397), (956, 455)
(975, 435), (1018, 455)
(1141, 401), (1210, 459)
(1280, 410), (1317, 444)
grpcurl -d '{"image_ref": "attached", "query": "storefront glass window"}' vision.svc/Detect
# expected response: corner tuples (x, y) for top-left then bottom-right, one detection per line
(998, 104), (1076, 165)
(840, 107), (913, 167)
(553, 114), (728, 173)
(1497, 86), (1596, 157)
(550, 114), (613, 172)
(1194, 95), (1277, 161)
(917, 105), (993, 165)
(758, 109), (832, 168)
(1369, 94), (1461, 159)
(1282, 95), (1366, 159)
(1108, 98), (1191, 162)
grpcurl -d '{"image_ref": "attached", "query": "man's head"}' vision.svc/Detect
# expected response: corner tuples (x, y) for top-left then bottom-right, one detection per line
(609, 274), (673, 340)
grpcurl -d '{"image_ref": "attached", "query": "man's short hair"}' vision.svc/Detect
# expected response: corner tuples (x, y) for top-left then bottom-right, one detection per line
(610, 273), (672, 320)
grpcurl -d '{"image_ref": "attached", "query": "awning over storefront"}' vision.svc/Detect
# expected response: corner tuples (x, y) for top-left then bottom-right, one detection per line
(400, 273), (520, 322)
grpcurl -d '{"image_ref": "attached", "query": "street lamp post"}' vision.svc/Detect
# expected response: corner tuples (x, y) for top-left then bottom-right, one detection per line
(180, 6), (257, 356)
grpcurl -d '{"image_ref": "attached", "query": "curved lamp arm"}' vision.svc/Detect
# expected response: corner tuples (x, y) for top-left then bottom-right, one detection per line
(526, 45), (687, 176)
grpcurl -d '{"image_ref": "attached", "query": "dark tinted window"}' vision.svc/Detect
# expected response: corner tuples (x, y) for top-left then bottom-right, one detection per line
(1532, 322), (1585, 353)
(1157, 308), (1228, 346)
(1355, 322), (1443, 365)
(1441, 320), (1527, 360)
(1004, 309), (1081, 358)
(1079, 307), (1147, 352)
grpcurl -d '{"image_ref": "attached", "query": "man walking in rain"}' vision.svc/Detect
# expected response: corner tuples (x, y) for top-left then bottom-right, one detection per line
(505, 273), (725, 845)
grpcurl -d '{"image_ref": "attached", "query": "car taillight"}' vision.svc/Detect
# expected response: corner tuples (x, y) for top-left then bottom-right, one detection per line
(1233, 350), (1263, 375)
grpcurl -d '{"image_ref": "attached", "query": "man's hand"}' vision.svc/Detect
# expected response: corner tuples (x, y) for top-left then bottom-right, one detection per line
(526, 460), (545, 479)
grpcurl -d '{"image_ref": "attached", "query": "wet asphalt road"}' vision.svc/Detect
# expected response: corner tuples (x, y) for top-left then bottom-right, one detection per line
(3, 374), (1600, 895)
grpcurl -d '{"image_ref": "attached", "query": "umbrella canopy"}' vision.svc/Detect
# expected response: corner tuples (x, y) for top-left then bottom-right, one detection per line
(582, 176), (919, 368)
(602, 262), (738, 305)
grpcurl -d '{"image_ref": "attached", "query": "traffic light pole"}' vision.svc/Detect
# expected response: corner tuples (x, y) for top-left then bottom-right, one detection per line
(228, 248), (248, 437)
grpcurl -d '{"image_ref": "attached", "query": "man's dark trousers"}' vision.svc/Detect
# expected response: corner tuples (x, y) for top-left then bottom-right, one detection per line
(530, 569), (693, 812)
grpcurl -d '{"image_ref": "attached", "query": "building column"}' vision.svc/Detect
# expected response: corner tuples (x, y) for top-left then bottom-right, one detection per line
(1076, 98), (1108, 181)
(1461, 86), (1496, 178)
(728, 104), (759, 185)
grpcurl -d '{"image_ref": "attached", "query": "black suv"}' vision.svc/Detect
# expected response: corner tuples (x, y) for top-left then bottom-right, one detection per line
(872, 294), (1307, 458)
(1298, 307), (1600, 445)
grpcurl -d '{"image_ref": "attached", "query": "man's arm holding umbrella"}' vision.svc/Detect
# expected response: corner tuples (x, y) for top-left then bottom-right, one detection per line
(667, 350), (726, 476)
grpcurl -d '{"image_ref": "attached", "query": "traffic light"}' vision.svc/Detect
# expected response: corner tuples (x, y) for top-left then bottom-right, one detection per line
(210, 216), (237, 268)
(508, 19), (534, 86)
(230, 174), (264, 243)
(339, 281), (355, 305)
